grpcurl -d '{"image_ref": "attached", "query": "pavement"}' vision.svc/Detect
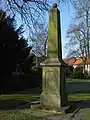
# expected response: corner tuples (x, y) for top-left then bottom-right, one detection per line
(71, 100), (90, 120)
(61, 100), (90, 120)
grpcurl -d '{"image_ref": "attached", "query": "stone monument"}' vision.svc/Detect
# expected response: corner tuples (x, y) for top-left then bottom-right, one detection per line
(40, 3), (67, 109)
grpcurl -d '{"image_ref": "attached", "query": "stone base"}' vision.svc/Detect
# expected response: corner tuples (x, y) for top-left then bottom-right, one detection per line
(40, 57), (67, 109)
(40, 92), (67, 110)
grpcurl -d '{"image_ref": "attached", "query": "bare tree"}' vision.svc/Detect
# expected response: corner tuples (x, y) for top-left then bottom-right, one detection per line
(65, 0), (90, 59)
(0, 0), (51, 32)
(29, 23), (48, 56)
(0, 0), (74, 32)
(0, 0), (77, 58)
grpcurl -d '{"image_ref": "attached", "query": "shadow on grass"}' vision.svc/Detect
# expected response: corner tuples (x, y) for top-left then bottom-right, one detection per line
(68, 91), (90, 94)
(13, 87), (42, 94)
(66, 100), (90, 114)
(65, 100), (82, 114)
(67, 78), (90, 82)
(79, 100), (90, 109)
(67, 82), (90, 93)
(67, 91), (90, 114)
(0, 99), (28, 110)
(65, 100), (90, 114)
(67, 82), (90, 84)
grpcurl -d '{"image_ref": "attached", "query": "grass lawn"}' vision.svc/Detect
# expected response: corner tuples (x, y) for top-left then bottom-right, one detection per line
(0, 94), (63, 120)
(0, 92), (90, 119)
(83, 108), (90, 120)
(67, 78), (90, 101)
(0, 108), (62, 120)
(67, 78), (90, 83)
(0, 83), (90, 119)
(0, 109), (43, 120)
(0, 92), (90, 120)
(0, 93), (40, 110)
(0, 94), (40, 101)
(68, 93), (90, 101)
(0, 93), (41, 120)
(68, 93), (90, 120)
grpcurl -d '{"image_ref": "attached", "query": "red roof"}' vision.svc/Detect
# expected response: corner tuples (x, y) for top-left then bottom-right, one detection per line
(63, 56), (90, 66)
(63, 58), (76, 66)
(74, 58), (83, 65)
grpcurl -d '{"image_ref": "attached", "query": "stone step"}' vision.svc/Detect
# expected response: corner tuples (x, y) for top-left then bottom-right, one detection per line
(30, 100), (40, 105)
(15, 100), (40, 109)
(43, 116), (62, 120)
(15, 102), (31, 109)
(65, 101), (81, 114)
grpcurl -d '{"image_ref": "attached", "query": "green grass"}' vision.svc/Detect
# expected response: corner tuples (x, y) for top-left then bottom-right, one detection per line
(0, 94), (40, 101)
(1, 92), (90, 119)
(68, 93), (90, 101)
(0, 94), (40, 110)
(67, 78), (90, 83)
(0, 108), (62, 120)
(83, 108), (90, 120)
(0, 110), (43, 120)
(0, 93), (40, 119)
(1, 87), (90, 119)
(68, 92), (90, 119)
(0, 93), (62, 120)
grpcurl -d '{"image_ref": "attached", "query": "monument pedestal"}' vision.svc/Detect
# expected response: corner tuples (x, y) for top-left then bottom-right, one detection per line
(40, 58), (67, 109)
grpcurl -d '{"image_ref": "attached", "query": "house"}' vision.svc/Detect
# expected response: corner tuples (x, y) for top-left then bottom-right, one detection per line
(63, 57), (90, 75)
(63, 58), (76, 66)
(36, 55), (90, 75)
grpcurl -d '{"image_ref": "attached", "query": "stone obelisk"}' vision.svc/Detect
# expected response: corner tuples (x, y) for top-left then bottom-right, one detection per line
(40, 3), (67, 109)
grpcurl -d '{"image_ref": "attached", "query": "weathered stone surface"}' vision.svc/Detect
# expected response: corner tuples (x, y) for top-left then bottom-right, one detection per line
(47, 3), (62, 59)
(40, 65), (67, 108)
(40, 3), (67, 109)
(42, 67), (60, 92)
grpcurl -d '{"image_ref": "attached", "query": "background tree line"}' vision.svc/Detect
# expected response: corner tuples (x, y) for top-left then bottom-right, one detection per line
(0, 10), (40, 92)
(0, 10), (32, 75)
(64, 0), (90, 79)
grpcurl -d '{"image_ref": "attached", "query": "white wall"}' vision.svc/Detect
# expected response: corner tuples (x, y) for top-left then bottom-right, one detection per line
(85, 64), (90, 75)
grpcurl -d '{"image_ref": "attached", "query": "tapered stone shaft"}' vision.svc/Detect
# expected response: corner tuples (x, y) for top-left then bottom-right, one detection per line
(48, 3), (62, 59)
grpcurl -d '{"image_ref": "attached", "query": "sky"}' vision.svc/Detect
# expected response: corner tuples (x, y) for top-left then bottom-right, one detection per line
(60, 2), (74, 58)
(15, 1), (75, 58)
